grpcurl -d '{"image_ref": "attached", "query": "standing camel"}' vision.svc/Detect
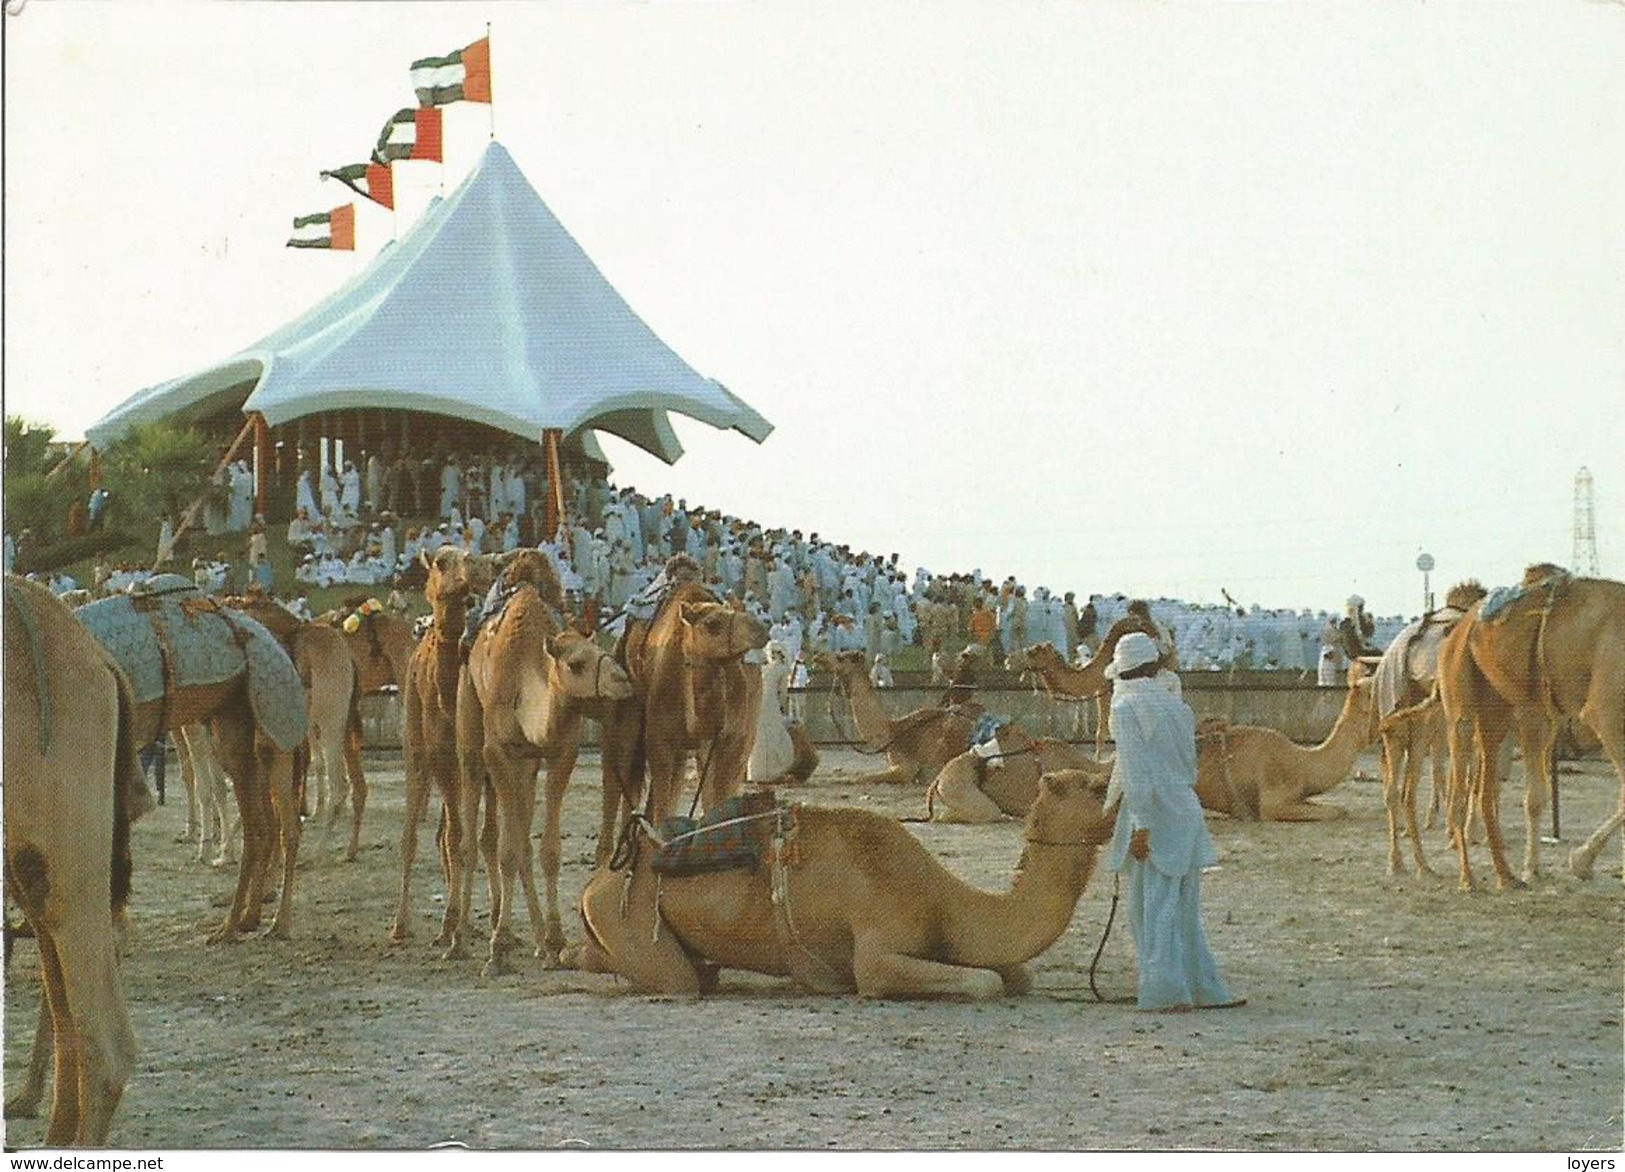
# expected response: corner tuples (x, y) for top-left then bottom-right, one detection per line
(457, 550), (634, 974)
(228, 594), (367, 860)
(1437, 566), (1625, 891)
(600, 556), (769, 828)
(1009, 613), (1164, 755)
(321, 599), (416, 740)
(4, 577), (143, 1145)
(390, 546), (494, 956)
(75, 576), (308, 941)
(1370, 581), (1486, 874)
(817, 649), (982, 786)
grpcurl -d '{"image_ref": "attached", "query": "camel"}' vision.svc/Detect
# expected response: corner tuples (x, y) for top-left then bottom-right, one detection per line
(173, 723), (236, 867)
(1008, 614), (1165, 755)
(75, 577), (307, 941)
(817, 648), (983, 785)
(1437, 566), (1625, 891)
(1370, 581), (1487, 875)
(390, 546), (495, 955)
(228, 594), (367, 861)
(456, 550), (635, 973)
(927, 726), (1113, 823)
(1192, 663), (1376, 821)
(562, 769), (1115, 999)
(4, 577), (142, 1145)
(600, 556), (769, 829)
(320, 599), (416, 740)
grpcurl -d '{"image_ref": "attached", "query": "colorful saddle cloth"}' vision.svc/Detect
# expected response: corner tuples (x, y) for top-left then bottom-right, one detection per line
(76, 577), (309, 751)
(652, 790), (778, 877)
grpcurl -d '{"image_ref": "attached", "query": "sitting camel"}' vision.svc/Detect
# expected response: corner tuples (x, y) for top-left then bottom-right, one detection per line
(563, 769), (1115, 999)
(390, 546), (495, 957)
(1369, 580), (1487, 874)
(1436, 565), (1625, 891)
(817, 648), (982, 785)
(4, 576), (143, 1145)
(927, 726), (1113, 823)
(457, 550), (634, 974)
(600, 556), (769, 828)
(1192, 662), (1376, 821)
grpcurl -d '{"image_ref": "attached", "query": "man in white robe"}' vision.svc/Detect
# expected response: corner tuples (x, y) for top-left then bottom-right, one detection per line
(1105, 633), (1240, 1013)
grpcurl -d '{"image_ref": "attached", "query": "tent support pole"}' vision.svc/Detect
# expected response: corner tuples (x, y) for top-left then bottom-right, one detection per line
(253, 413), (271, 521)
(159, 417), (256, 571)
(543, 428), (564, 541)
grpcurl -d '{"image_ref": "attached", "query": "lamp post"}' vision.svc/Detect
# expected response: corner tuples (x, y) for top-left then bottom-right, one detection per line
(1416, 552), (1435, 614)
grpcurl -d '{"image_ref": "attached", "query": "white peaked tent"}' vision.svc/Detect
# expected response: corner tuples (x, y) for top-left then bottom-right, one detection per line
(85, 141), (772, 466)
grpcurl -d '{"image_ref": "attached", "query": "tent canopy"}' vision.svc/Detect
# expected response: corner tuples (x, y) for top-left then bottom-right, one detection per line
(85, 142), (772, 464)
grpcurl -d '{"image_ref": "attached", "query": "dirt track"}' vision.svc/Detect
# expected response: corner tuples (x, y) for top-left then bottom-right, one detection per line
(4, 746), (1621, 1152)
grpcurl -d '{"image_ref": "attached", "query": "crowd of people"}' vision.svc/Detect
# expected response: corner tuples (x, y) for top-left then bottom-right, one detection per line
(7, 444), (1409, 686)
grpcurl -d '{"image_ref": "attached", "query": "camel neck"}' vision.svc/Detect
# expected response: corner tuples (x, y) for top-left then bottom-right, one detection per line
(943, 842), (1098, 966)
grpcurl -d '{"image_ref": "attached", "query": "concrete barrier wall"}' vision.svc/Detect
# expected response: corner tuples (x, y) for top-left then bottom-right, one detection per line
(359, 676), (1355, 751)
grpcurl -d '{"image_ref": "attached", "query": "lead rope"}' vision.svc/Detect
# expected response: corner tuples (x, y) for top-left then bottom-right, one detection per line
(1088, 873), (1133, 1003)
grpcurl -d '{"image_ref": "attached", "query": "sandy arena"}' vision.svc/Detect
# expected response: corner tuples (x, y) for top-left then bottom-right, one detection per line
(4, 745), (1621, 1152)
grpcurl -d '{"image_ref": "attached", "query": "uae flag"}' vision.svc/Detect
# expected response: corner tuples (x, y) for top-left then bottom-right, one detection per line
(320, 160), (394, 210)
(410, 36), (491, 106)
(375, 106), (443, 163)
(286, 205), (356, 250)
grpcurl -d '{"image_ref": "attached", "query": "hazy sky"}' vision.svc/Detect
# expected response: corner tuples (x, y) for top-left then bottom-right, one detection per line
(6, 1), (1622, 617)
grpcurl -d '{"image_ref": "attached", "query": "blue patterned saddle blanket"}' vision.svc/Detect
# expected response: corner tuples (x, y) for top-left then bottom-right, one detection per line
(76, 576), (309, 751)
(653, 791), (779, 877)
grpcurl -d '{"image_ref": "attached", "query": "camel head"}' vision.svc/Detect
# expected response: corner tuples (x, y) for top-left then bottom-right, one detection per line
(1025, 769), (1115, 850)
(546, 628), (634, 701)
(496, 549), (564, 609)
(1346, 660), (1379, 742)
(677, 599), (769, 662)
(1445, 580), (1487, 611)
(422, 547), (495, 605)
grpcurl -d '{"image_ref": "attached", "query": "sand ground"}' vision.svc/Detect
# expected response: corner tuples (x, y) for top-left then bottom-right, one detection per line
(4, 746), (1621, 1152)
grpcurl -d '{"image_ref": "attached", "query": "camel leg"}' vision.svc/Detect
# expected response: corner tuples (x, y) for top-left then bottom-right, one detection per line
(536, 731), (582, 967)
(855, 762), (921, 787)
(173, 727), (201, 848)
(33, 933), (83, 1145)
(389, 694), (432, 943)
(482, 742), (540, 976)
(38, 905), (135, 1143)
(1445, 714), (1479, 892)
(263, 745), (300, 939)
(1260, 798), (1346, 822)
(6, 985), (54, 1119)
(851, 936), (1003, 1000)
(1569, 680), (1625, 882)
(1402, 733), (1435, 875)
(1514, 714), (1557, 884)
(210, 716), (265, 939)
(572, 863), (704, 994)
(343, 726), (366, 863)
(996, 963), (1033, 996)
(1472, 712), (1524, 892)
(1380, 733), (1408, 874)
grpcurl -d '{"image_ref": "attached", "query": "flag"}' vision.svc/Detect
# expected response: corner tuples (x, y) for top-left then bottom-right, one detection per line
(320, 161), (394, 210)
(286, 205), (356, 251)
(374, 107), (443, 164)
(410, 36), (491, 106)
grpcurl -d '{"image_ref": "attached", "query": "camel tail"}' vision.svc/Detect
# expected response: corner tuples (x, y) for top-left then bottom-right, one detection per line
(111, 667), (141, 917)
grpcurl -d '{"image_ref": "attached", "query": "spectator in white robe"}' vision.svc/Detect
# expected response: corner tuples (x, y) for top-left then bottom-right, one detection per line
(296, 467), (320, 520)
(365, 453), (384, 513)
(869, 652), (895, 689)
(339, 461), (363, 521)
(748, 643), (796, 783)
(439, 459), (461, 519)
(155, 515), (177, 566)
(507, 466), (528, 526)
(229, 460), (255, 532)
(320, 464), (341, 522)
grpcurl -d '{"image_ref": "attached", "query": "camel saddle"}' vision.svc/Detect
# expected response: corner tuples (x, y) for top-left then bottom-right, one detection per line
(75, 576), (309, 751)
(652, 791), (779, 877)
